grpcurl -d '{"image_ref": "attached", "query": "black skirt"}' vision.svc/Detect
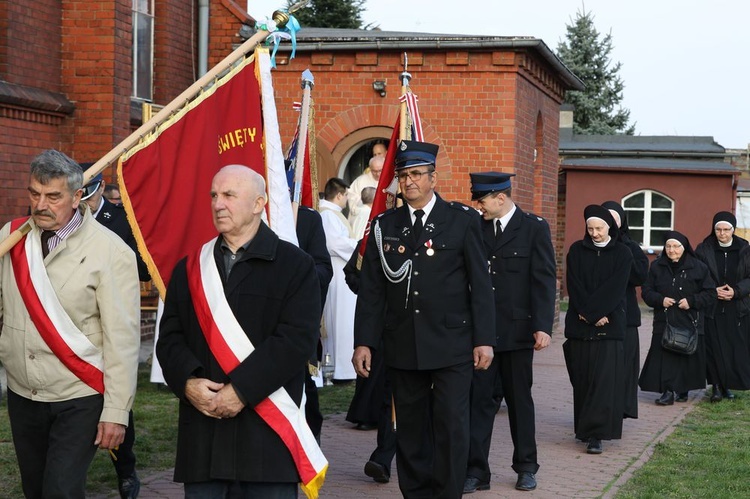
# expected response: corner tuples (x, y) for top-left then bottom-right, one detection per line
(639, 322), (706, 393)
(563, 338), (625, 441)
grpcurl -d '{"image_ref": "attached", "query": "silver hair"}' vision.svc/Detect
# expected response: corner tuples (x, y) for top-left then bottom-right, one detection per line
(30, 149), (83, 194)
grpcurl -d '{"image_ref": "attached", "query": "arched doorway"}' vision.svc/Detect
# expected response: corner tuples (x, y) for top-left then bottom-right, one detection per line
(329, 125), (392, 184)
(339, 139), (390, 184)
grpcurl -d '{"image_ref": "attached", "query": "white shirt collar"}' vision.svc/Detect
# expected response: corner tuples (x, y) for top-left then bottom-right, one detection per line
(408, 192), (437, 224)
(496, 202), (517, 231)
(92, 197), (105, 218)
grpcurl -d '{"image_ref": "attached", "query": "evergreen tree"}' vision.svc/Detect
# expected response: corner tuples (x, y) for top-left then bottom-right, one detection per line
(557, 9), (635, 135)
(287, 0), (365, 29)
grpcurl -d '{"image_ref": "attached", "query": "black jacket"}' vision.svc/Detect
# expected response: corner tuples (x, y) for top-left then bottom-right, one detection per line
(484, 207), (556, 351)
(354, 194), (495, 370)
(296, 205), (333, 311)
(641, 252), (717, 334)
(564, 236), (633, 340)
(621, 235), (649, 327)
(156, 223), (320, 483)
(695, 235), (750, 318)
(95, 198), (150, 281)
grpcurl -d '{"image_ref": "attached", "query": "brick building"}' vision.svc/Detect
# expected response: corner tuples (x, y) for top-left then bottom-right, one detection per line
(558, 108), (738, 293)
(2, 2), (581, 251)
(0, 0), (250, 223)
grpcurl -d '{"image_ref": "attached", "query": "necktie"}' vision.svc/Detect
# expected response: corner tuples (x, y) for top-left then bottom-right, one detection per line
(41, 230), (55, 258)
(495, 219), (502, 242)
(413, 209), (425, 239)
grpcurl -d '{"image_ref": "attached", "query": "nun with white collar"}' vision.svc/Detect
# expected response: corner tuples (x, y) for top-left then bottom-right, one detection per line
(639, 231), (716, 406)
(695, 212), (750, 401)
(563, 205), (633, 455)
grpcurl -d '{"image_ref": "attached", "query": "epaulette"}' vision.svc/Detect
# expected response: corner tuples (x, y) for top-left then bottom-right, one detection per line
(375, 207), (398, 219)
(448, 201), (477, 215)
(525, 212), (546, 223)
(299, 205), (315, 212)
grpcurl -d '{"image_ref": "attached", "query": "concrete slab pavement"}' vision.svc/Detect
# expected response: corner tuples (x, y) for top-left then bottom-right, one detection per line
(89, 310), (702, 498)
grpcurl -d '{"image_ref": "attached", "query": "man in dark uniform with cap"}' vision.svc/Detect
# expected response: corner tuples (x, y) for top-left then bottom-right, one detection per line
(463, 172), (557, 493)
(353, 140), (495, 499)
(81, 167), (149, 498)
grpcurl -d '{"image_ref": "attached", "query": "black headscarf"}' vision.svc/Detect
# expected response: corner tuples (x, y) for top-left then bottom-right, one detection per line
(602, 200), (630, 236)
(662, 230), (695, 266)
(710, 211), (736, 238)
(583, 204), (618, 241)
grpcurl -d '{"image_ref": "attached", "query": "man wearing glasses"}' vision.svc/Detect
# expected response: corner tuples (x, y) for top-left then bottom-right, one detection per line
(353, 140), (495, 499)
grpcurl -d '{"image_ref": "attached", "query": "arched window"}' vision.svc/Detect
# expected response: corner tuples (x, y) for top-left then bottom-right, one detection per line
(622, 190), (674, 248)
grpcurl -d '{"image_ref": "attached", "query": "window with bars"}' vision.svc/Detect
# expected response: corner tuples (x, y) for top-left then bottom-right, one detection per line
(132, 0), (154, 101)
(622, 190), (674, 249)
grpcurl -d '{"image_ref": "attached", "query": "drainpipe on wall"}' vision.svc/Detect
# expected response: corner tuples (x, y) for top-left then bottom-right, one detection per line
(198, 0), (209, 77)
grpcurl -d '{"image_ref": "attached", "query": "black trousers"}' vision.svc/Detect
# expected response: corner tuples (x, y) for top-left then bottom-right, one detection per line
(368, 369), (397, 472)
(8, 390), (103, 499)
(390, 362), (472, 499)
(467, 349), (539, 482)
(110, 410), (137, 477)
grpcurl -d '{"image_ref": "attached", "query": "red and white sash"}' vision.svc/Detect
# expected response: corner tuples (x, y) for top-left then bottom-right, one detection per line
(186, 238), (327, 499)
(8, 218), (104, 393)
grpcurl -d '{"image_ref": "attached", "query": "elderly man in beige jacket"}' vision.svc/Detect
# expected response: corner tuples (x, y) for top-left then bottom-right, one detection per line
(0, 149), (140, 498)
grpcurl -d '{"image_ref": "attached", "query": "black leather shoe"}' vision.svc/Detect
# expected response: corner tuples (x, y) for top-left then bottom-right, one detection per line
(463, 476), (491, 494)
(710, 386), (723, 403)
(722, 388), (736, 400)
(515, 472), (537, 491)
(364, 460), (390, 483)
(675, 392), (689, 402)
(655, 391), (674, 406)
(118, 472), (140, 499)
(355, 422), (377, 431)
(586, 438), (603, 454)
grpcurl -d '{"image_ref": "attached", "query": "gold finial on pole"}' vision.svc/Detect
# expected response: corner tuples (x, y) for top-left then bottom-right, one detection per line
(272, 0), (310, 29)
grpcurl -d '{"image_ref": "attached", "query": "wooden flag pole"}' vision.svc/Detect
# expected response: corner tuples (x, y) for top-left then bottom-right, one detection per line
(291, 69), (315, 225)
(390, 52), (415, 433)
(0, 3), (307, 257)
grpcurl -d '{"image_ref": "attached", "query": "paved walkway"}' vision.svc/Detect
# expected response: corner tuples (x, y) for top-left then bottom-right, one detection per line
(89, 310), (702, 498)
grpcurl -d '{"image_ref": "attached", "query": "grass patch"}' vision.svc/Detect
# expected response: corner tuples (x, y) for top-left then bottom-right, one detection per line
(0, 367), (355, 496)
(616, 392), (750, 498)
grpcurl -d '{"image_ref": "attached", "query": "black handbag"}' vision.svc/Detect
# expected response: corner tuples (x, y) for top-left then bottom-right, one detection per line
(662, 308), (698, 355)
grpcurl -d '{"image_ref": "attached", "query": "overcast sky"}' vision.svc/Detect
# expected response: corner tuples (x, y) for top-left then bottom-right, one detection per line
(248, 0), (747, 148)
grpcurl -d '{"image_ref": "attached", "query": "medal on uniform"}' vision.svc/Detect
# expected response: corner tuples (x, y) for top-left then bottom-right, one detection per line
(425, 239), (434, 256)
(398, 245), (406, 254)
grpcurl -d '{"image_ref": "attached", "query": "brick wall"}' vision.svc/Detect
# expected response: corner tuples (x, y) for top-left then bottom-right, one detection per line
(1, 0), (203, 224)
(0, 0), (61, 89)
(270, 47), (565, 219)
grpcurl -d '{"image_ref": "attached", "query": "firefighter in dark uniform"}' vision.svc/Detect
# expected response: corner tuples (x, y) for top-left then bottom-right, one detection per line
(463, 172), (557, 494)
(81, 168), (149, 498)
(353, 140), (495, 499)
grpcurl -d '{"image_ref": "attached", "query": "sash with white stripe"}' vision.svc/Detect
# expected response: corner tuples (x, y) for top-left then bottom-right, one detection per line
(186, 238), (327, 499)
(8, 218), (104, 393)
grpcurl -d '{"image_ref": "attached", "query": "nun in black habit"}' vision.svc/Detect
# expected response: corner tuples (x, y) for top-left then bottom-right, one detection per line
(563, 205), (633, 454)
(694, 212), (750, 401)
(602, 201), (649, 420)
(639, 231), (716, 405)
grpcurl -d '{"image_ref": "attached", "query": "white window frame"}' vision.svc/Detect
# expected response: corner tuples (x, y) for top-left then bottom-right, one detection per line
(132, 0), (154, 101)
(622, 190), (674, 250)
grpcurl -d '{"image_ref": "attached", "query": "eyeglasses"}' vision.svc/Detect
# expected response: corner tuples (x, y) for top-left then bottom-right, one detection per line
(664, 244), (683, 250)
(396, 169), (433, 182)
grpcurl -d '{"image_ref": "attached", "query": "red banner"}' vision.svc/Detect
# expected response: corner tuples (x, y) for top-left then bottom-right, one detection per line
(119, 57), (265, 296)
